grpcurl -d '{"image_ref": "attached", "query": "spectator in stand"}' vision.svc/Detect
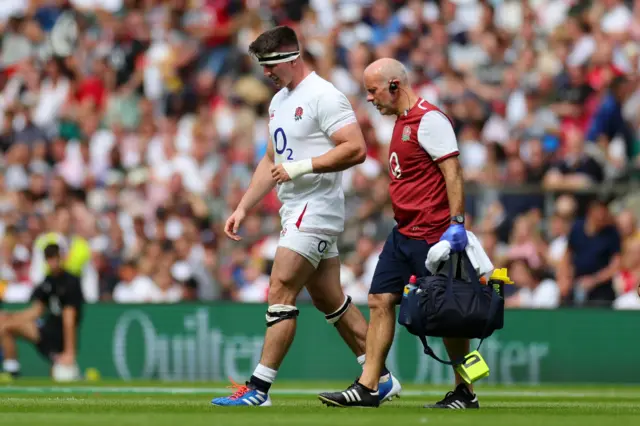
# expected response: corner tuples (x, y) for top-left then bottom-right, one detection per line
(557, 197), (622, 307)
(505, 258), (560, 309)
(612, 234), (640, 309)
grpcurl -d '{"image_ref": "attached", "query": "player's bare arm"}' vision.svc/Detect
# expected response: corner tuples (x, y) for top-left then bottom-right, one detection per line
(58, 305), (77, 365)
(271, 123), (366, 183)
(272, 123), (367, 183)
(225, 139), (277, 241)
(271, 80), (365, 184)
(311, 123), (367, 172)
(437, 156), (465, 217)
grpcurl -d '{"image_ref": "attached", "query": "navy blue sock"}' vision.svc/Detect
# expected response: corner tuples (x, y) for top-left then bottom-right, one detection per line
(249, 375), (272, 393)
(380, 365), (390, 377)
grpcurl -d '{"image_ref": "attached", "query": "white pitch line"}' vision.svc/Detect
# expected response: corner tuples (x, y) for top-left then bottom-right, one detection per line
(0, 386), (639, 399)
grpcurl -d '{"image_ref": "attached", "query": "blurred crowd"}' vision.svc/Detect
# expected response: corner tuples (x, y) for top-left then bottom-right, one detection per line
(0, 0), (640, 309)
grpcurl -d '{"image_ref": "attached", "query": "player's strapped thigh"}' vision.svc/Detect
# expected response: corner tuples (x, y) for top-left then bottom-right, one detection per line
(324, 295), (353, 325)
(277, 225), (338, 269)
(304, 256), (353, 324)
(266, 240), (320, 327)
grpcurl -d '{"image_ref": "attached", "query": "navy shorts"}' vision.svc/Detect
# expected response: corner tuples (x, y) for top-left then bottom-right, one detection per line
(370, 226), (435, 295)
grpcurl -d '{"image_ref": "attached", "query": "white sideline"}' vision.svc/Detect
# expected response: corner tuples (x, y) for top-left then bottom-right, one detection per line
(0, 386), (638, 398)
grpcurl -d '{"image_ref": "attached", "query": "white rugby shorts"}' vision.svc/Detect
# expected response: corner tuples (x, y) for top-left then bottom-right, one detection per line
(277, 224), (339, 269)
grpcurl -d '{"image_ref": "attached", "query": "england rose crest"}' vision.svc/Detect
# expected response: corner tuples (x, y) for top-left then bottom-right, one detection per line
(402, 125), (411, 141)
(294, 107), (303, 121)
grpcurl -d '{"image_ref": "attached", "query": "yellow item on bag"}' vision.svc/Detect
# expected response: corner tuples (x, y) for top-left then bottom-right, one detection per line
(455, 350), (491, 384)
(455, 268), (514, 384)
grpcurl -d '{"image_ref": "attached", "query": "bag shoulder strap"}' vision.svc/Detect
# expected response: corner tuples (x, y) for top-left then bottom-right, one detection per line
(461, 251), (482, 288)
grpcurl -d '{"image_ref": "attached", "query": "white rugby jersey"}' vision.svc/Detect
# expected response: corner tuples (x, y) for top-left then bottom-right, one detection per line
(268, 72), (357, 235)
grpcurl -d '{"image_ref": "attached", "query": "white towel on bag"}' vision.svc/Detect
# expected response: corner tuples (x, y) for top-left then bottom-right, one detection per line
(425, 231), (494, 278)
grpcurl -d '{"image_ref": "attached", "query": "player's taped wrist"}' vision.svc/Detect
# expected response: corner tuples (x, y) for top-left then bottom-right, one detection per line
(282, 159), (314, 180)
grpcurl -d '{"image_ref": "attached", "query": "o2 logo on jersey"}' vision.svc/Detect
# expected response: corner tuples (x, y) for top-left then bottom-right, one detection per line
(274, 127), (294, 160)
(389, 152), (402, 179)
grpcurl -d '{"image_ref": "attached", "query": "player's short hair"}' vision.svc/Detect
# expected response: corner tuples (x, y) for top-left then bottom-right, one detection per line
(249, 26), (300, 65)
(44, 243), (61, 259)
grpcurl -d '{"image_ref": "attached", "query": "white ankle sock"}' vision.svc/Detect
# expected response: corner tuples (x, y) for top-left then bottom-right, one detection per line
(3, 359), (20, 373)
(252, 364), (278, 384)
(357, 355), (366, 367)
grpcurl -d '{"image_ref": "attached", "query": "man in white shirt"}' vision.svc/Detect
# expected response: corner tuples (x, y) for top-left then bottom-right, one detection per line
(506, 258), (560, 309)
(212, 26), (400, 407)
(112, 260), (156, 303)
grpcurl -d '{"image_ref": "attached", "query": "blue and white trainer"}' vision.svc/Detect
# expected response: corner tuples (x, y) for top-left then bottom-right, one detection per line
(211, 381), (272, 407)
(378, 373), (402, 404)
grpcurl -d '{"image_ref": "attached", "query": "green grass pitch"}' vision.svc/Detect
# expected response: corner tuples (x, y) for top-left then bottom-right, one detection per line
(1, 380), (639, 426)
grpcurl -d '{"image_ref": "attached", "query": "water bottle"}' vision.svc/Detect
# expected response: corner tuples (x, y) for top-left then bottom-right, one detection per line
(403, 275), (418, 299)
(399, 275), (418, 328)
(488, 268), (513, 299)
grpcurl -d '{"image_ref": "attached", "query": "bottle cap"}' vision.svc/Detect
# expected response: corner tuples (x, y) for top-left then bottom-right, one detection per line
(489, 268), (513, 284)
(409, 275), (417, 284)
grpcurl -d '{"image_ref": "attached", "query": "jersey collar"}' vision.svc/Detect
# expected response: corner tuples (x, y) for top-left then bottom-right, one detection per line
(397, 98), (423, 121)
(287, 71), (316, 94)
